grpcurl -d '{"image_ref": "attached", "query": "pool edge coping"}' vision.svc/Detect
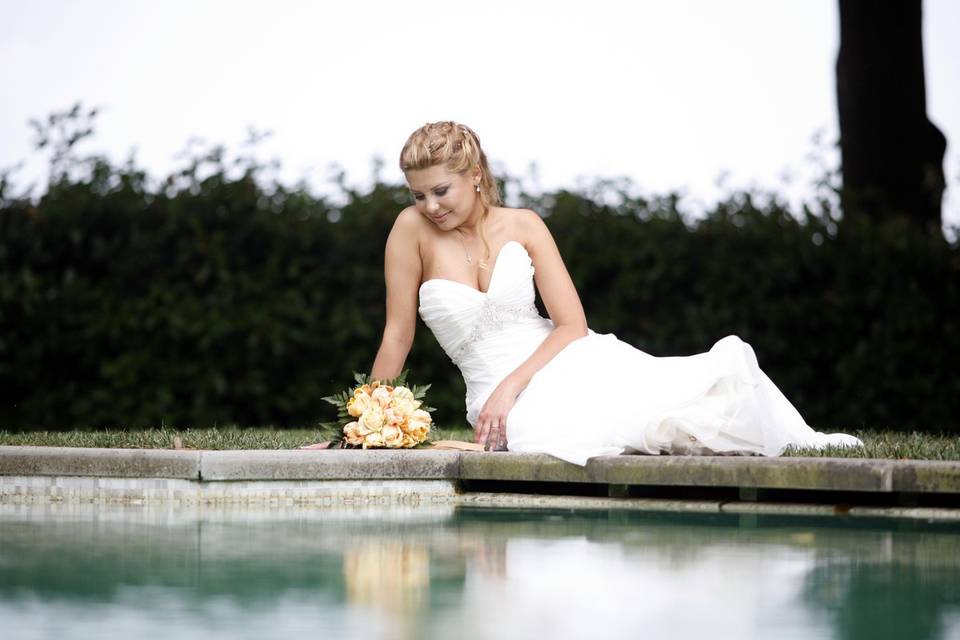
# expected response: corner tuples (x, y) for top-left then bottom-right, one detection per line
(1, 445), (959, 495)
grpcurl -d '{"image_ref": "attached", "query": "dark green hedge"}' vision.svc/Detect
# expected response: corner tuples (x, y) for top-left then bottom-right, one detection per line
(1, 151), (957, 433)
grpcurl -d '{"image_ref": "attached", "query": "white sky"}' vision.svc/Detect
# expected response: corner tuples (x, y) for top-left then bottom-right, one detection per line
(2, 0), (958, 226)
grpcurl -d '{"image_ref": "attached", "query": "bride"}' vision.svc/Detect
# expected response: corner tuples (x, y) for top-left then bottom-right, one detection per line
(369, 121), (861, 465)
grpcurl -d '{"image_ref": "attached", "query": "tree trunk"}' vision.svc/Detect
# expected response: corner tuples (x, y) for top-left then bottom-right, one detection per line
(836, 0), (946, 229)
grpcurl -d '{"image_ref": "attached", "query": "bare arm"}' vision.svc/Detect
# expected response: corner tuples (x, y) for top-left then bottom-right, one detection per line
(501, 211), (588, 392)
(475, 211), (588, 447)
(370, 208), (422, 381)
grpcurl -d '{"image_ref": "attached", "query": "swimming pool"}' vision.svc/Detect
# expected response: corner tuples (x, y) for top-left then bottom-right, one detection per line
(1, 502), (958, 639)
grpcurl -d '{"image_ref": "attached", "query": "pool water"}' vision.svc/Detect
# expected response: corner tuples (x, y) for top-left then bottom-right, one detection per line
(1, 503), (959, 639)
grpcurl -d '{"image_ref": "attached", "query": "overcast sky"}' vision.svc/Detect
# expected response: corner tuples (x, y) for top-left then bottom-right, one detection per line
(2, 0), (958, 226)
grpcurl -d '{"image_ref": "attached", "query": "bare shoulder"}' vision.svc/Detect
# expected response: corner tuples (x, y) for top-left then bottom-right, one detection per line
(387, 206), (429, 247)
(392, 206), (428, 234)
(502, 208), (555, 252)
(498, 207), (550, 242)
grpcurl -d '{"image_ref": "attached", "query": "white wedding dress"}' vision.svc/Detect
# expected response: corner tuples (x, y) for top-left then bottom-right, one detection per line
(418, 240), (861, 465)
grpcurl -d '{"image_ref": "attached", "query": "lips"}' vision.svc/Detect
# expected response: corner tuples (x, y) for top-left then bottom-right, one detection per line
(433, 211), (450, 223)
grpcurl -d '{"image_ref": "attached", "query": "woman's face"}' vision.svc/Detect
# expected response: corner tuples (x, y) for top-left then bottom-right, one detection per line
(405, 165), (479, 230)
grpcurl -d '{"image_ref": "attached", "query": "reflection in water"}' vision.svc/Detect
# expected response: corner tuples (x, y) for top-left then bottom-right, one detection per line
(344, 543), (430, 614)
(0, 503), (958, 639)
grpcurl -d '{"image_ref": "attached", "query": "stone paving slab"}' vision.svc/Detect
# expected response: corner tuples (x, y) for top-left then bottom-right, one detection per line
(2, 446), (960, 495)
(890, 460), (960, 493)
(0, 446), (200, 480)
(460, 453), (900, 492)
(460, 453), (960, 494)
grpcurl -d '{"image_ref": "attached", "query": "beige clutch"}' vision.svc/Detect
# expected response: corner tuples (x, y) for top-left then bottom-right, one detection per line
(426, 440), (486, 452)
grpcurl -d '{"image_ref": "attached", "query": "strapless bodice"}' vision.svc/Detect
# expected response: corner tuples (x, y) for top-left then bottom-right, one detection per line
(418, 241), (554, 422)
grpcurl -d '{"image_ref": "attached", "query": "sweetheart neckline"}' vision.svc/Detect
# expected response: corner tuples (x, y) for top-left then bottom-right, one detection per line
(419, 240), (527, 296)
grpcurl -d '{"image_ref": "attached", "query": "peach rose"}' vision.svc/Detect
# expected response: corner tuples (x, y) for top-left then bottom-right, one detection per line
(407, 409), (432, 431)
(363, 431), (385, 448)
(371, 386), (392, 408)
(343, 421), (364, 446)
(382, 424), (404, 448)
(384, 408), (405, 429)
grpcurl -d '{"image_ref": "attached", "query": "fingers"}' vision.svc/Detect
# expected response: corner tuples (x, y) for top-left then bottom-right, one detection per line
(475, 413), (493, 444)
(474, 419), (490, 445)
(475, 407), (510, 451)
(496, 425), (508, 451)
(477, 419), (508, 452)
(485, 422), (499, 451)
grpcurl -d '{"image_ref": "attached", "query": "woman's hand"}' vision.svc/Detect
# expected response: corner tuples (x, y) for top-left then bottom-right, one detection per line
(474, 378), (522, 451)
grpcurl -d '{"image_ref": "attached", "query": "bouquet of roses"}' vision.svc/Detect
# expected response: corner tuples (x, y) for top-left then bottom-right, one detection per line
(318, 371), (434, 449)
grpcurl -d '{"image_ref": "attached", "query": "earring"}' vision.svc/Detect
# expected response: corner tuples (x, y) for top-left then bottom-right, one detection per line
(475, 184), (480, 193)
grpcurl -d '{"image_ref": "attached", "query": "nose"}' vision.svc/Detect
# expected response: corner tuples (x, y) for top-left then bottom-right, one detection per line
(425, 197), (440, 213)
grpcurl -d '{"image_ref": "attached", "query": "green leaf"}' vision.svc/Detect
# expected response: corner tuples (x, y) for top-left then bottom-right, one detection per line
(412, 383), (431, 398)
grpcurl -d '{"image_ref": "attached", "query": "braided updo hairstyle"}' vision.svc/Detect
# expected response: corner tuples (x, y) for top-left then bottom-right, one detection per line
(399, 122), (501, 263)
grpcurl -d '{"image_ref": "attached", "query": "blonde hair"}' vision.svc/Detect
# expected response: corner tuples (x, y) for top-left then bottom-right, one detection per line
(399, 122), (501, 264)
(399, 121), (500, 207)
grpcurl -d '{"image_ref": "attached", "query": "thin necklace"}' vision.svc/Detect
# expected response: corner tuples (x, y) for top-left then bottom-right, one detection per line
(454, 229), (489, 270)
(454, 228), (473, 264)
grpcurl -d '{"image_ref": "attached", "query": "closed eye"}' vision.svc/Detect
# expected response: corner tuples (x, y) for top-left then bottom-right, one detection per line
(410, 184), (450, 200)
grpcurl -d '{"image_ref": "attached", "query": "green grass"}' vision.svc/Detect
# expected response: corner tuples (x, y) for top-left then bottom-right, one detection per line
(0, 426), (477, 451)
(0, 427), (956, 460)
(783, 429), (960, 461)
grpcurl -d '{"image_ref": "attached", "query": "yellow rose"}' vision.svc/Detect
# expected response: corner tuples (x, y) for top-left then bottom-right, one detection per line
(359, 405), (385, 434)
(392, 386), (415, 402)
(390, 387), (417, 416)
(408, 409), (432, 430)
(382, 424), (404, 448)
(347, 389), (373, 418)
(343, 421), (364, 446)
(401, 433), (418, 448)
(363, 431), (385, 448)
(392, 397), (418, 417)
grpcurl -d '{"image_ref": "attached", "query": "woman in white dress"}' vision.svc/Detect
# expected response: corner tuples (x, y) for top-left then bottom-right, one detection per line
(369, 121), (860, 465)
